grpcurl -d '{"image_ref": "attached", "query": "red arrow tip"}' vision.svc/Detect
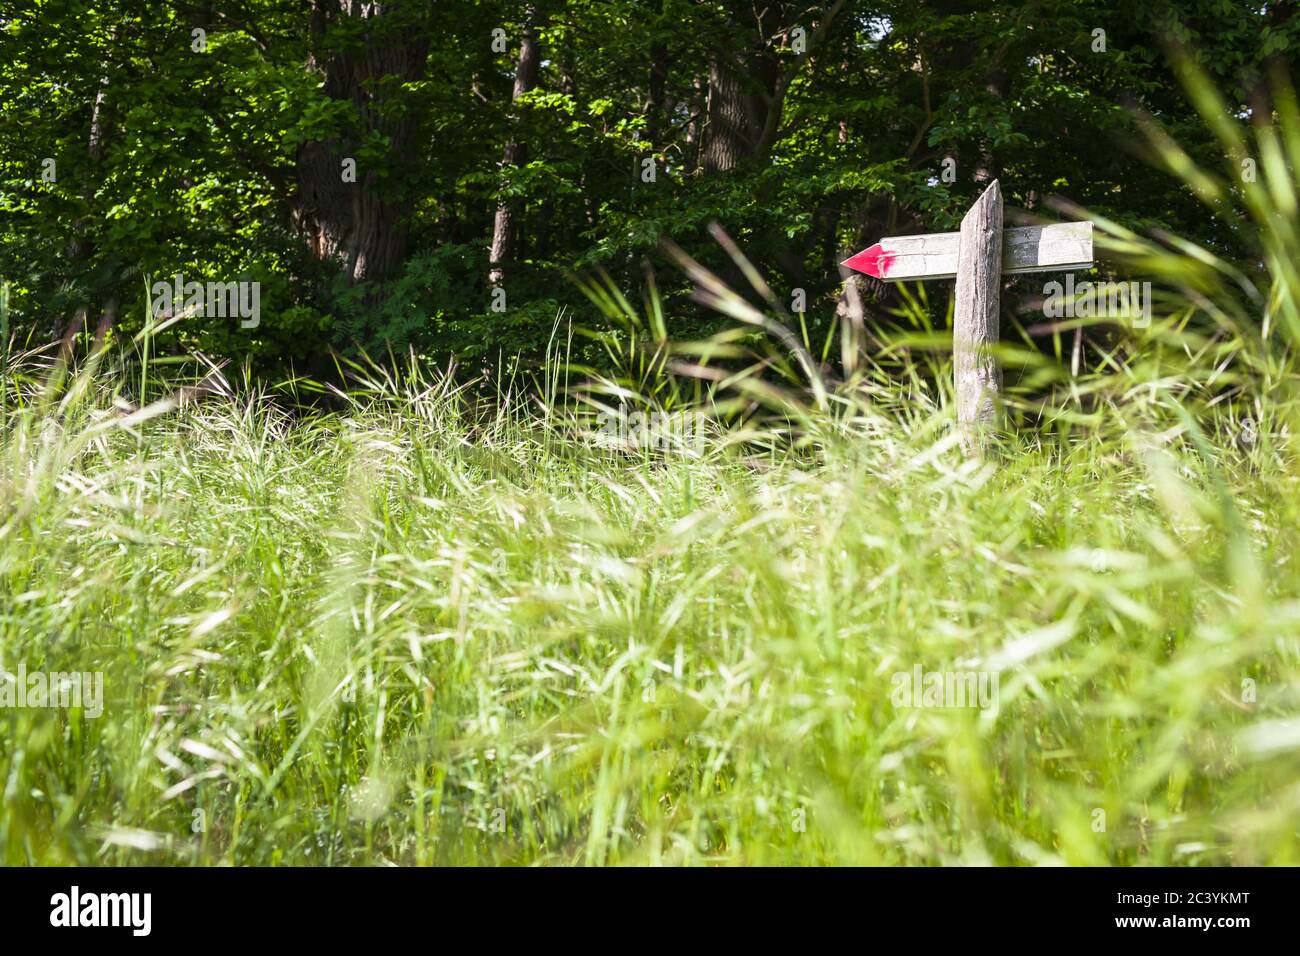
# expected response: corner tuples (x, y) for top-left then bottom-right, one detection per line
(841, 242), (894, 279)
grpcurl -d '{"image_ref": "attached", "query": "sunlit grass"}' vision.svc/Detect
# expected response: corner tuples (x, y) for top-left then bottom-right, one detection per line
(3, 58), (1300, 867)
(1, 322), (1298, 865)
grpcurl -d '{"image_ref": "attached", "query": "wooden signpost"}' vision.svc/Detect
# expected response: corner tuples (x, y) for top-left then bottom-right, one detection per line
(842, 181), (1094, 448)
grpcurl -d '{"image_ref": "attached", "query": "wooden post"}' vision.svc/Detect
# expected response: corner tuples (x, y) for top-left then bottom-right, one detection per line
(953, 180), (1003, 445)
(842, 181), (1093, 453)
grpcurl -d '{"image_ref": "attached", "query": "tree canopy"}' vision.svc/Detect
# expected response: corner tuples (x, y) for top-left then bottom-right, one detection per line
(1, 0), (1295, 376)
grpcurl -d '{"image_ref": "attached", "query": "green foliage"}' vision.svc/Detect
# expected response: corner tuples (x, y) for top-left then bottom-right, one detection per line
(2, 1), (1299, 870)
(3, 1), (1298, 373)
(4, 59), (1300, 862)
(328, 245), (480, 356)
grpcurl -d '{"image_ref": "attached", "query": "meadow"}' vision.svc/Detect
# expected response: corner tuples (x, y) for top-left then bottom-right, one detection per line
(2, 57), (1300, 868)
(2, 264), (1299, 866)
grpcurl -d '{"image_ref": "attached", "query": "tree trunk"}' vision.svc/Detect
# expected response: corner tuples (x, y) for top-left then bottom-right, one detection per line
(645, 38), (670, 148)
(488, 16), (544, 287)
(293, 1), (428, 287)
(702, 50), (751, 173)
(58, 40), (114, 341)
(975, 68), (1008, 184)
(703, 2), (845, 175)
(685, 75), (703, 174)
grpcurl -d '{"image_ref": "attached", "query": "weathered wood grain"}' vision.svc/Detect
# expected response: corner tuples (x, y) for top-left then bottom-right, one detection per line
(869, 221), (1092, 281)
(953, 180), (1003, 443)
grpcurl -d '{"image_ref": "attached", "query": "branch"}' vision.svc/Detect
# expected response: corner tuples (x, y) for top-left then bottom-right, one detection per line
(754, 0), (848, 158)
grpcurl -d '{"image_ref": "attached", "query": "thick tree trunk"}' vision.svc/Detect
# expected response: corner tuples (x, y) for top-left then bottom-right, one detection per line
(488, 17), (544, 287)
(703, 2), (844, 175)
(702, 51), (752, 173)
(294, 1), (428, 287)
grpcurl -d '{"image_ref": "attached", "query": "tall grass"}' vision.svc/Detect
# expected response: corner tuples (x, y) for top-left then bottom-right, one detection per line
(2, 62), (1300, 866)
